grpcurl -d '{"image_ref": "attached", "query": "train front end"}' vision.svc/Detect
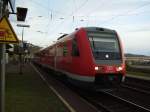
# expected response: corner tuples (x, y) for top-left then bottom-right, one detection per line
(86, 27), (126, 86)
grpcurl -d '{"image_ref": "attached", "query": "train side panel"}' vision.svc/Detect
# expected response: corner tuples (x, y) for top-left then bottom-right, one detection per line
(56, 30), (95, 81)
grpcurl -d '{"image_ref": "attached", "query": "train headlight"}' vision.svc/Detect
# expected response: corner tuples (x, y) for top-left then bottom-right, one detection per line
(117, 66), (123, 71)
(95, 66), (99, 71)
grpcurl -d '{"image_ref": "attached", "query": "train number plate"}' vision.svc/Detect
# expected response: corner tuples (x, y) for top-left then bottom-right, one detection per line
(106, 66), (114, 72)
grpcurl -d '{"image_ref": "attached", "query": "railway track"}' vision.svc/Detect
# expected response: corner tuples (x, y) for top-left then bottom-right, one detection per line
(69, 77), (150, 112)
(34, 63), (150, 112)
(121, 84), (150, 95)
(41, 70), (150, 112)
(79, 89), (150, 112)
(101, 90), (150, 112)
(75, 80), (150, 112)
(124, 76), (150, 92)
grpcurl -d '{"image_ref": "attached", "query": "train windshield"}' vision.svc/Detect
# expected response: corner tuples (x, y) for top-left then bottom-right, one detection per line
(88, 32), (121, 60)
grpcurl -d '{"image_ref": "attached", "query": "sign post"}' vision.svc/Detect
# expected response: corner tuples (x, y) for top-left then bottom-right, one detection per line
(0, 43), (5, 112)
(0, 28), (6, 112)
(0, 16), (19, 112)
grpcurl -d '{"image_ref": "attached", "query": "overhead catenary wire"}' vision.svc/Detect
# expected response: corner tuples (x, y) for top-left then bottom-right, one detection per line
(29, 0), (73, 46)
(20, 0), (150, 48)
(30, 0), (68, 16)
(41, 0), (150, 45)
(30, 0), (150, 32)
(96, 1), (150, 26)
(44, 0), (90, 40)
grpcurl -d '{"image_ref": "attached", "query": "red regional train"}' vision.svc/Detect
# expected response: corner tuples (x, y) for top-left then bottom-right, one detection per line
(34, 27), (126, 87)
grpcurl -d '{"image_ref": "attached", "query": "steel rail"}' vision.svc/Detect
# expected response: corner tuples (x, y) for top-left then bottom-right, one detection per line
(121, 84), (150, 95)
(102, 90), (150, 112)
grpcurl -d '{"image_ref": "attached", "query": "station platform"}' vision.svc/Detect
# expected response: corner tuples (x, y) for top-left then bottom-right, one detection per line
(5, 62), (69, 112)
(5, 62), (98, 112)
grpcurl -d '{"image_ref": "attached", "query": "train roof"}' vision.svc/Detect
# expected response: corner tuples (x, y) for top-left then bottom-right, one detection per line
(56, 27), (116, 41)
(82, 27), (116, 33)
(34, 26), (118, 55)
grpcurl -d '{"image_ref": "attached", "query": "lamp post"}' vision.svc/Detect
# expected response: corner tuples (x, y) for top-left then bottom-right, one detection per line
(17, 24), (30, 74)
(17, 24), (30, 44)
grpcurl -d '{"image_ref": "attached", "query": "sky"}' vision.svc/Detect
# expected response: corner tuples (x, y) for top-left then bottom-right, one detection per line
(9, 0), (150, 55)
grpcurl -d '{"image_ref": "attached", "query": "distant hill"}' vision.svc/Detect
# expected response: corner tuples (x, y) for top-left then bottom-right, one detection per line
(125, 53), (148, 57)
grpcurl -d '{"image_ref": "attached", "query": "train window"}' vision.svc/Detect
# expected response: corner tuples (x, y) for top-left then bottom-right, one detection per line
(72, 38), (80, 56)
(56, 44), (63, 56)
(88, 32), (121, 60)
(89, 37), (119, 52)
(63, 43), (68, 56)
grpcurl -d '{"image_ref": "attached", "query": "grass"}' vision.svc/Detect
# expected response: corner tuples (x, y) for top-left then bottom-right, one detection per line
(126, 64), (150, 78)
(127, 71), (150, 78)
(6, 64), (68, 112)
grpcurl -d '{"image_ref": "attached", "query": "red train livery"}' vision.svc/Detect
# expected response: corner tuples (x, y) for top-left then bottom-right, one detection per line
(35, 27), (126, 87)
